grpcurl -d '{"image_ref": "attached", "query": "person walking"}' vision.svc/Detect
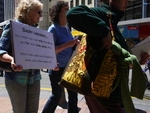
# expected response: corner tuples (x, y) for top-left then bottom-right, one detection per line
(143, 58), (150, 90)
(66, 0), (146, 113)
(0, 0), (43, 113)
(42, 1), (79, 113)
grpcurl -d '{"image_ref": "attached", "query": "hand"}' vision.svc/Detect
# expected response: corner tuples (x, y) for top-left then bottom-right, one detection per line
(53, 67), (60, 71)
(101, 32), (112, 49)
(53, 63), (60, 71)
(56, 39), (80, 54)
(67, 39), (80, 47)
(11, 59), (23, 72)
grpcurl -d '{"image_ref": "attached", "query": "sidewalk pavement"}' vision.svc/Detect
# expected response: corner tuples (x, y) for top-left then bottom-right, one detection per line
(1, 96), (150, 113)
(0, 93), (89, 113)
(0, 84), (90, 113)
(0, 97), (90, 113)
(1, 86), (150, 113)
(1, 69), (150, 113)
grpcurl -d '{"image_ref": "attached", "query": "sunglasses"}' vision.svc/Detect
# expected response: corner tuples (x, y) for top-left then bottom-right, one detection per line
(37, 10), (42, 15)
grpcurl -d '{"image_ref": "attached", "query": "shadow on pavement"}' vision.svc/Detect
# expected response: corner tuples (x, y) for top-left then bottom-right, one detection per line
(136, 109), (146, 113)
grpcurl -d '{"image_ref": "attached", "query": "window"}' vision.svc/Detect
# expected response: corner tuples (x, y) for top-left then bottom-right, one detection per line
(88, 0), (92, 4)
(76, 0), (79, 6)
(123, 1), (143, 20)
(70, 0), (73, 8)
(81, 0), (85, 5)
(147, 0), (150, 17)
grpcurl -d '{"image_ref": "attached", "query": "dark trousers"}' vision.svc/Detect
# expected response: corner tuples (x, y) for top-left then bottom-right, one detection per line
(85, 96), (110, 113)
(85, 85), (125, 113)
(42, 68), (78, 113)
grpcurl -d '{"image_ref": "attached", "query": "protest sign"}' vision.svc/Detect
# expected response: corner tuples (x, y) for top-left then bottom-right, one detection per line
(10, 21), (57, 69)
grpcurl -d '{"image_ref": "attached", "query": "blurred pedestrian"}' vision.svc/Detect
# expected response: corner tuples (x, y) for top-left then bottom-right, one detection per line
(143, 58), (150, 90)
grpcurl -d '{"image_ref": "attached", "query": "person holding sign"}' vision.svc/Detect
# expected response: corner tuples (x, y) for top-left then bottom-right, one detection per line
(42, 1), (79, 113)
(0, 0), (43, 113)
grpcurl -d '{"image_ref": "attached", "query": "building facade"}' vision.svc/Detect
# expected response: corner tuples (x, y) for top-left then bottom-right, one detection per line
(0, 0), (4, 23)
(65, 0), (150, 20)
(48, 0), (150, 24)
(39, 0), (49, 30)
(4, 0), (15, 20)
(123, 0), (150, 20)
(0, 0), (150, 31)
(0, 0), (21, 27)
(47, 0), (100, 30)
(118, 0), (150, 40)
(68, 0), (95, 8)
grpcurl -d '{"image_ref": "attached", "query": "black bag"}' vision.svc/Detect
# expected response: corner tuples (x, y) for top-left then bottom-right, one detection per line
(0, 61), (13, 72)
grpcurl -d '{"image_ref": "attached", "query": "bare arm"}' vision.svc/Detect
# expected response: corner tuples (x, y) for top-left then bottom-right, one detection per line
(55, 39), (79, 53)
(0, 54), (23, 72)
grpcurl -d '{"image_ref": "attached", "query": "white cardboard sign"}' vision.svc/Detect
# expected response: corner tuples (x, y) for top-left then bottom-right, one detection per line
(11, 21), (57, 69)
(131, 36), (150, 61)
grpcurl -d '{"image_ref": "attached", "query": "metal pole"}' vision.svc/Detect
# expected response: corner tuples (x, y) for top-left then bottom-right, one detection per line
(4, 0), (6, 20)
(142, 0), (148, 18)
(95, 0), (97, 7)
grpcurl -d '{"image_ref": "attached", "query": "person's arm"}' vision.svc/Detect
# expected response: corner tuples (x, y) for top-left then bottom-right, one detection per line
(66, 4), (110, 38)
(48, 25), (79, 53)
(0, 24), (23, 72)
(55, 39), (79, 53)
(0, 53), (13, 63)
(0, 53), (23, 71)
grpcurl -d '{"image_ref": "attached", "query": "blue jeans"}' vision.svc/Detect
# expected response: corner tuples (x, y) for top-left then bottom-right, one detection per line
(42, 68), (78, 113)
(5, 78), (40, 113)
